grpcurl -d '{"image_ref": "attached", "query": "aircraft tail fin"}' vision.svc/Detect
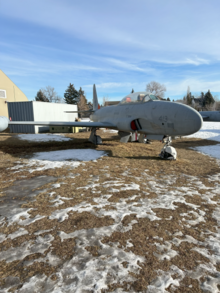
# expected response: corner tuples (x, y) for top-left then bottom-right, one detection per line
(93, 84), (99, 111)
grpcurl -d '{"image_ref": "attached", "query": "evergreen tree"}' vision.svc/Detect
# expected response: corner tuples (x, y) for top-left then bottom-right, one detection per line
(204, 90), (215, 106)
(88, 102), (93, 110)
(186, 93), (192, 105)
(131, 89), (134, 93)
(64, 83), (79, 104)
(186, 86), (192, 105)
(35, 90), (49, 102)
(167, 97), (170, 101)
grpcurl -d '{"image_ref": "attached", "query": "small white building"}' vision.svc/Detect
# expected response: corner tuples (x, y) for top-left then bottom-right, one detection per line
(8, 101), (78, 133)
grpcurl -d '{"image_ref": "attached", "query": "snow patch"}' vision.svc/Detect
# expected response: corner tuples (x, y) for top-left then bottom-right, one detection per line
(17, 133), (72, 142)
(10, 149), (107, 173)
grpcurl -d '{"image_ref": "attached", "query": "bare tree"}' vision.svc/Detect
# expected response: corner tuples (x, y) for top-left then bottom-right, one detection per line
(102, 96), (109, 106)
(43, 86), (62, 103)
(204, 102), (216, 111)
(146, 81), (166, 100)
(215, 101), (220, 111)
(214, 95), (219, 102)
(77, 95), (89, 117)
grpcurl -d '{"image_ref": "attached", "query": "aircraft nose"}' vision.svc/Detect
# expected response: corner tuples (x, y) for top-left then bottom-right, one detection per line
(183, 106), (203, 135)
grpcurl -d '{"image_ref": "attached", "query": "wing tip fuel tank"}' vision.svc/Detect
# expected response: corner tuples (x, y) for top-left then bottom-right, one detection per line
(0, 116), (9, 132)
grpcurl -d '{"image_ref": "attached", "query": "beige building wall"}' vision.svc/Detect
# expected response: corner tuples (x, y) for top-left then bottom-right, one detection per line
(0, 70), (28, 118)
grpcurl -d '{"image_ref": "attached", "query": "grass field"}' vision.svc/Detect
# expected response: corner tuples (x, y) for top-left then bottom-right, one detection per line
(0, 129), (220, 292)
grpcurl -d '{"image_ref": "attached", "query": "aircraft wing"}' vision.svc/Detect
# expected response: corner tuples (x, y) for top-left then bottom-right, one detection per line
(199, 111), (220, 122)
(201, 116), (209, 120)
(199, 113), (209, 120)
(8, 121), (117, 129)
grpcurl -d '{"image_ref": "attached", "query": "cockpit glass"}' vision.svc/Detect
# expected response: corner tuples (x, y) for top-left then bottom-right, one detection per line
(149, 94), (158, 100)
(119, 92), (159, 104)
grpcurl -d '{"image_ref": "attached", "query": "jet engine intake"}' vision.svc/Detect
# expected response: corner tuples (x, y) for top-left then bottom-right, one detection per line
(130, 119), (142, 131)
(117, 118), (142, 132)
(0, 116), (9, 132)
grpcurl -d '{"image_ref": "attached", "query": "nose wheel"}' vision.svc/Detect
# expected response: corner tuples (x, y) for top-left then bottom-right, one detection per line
(159, 136), (177, 160)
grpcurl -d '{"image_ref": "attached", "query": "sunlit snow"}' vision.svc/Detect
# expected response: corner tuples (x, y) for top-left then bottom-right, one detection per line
(187, 121), (220, 159)
(187, 121), (220, 142)
(10, 149), (107, 172)
(17, 133), (72, 142)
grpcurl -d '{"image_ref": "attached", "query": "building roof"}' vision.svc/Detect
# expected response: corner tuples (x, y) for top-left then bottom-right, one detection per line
(0, 69), (28, 117)
(104, 101), (120, 106)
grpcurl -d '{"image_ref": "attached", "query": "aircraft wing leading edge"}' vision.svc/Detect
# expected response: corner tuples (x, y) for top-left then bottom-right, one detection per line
(8, 121), (117, 129)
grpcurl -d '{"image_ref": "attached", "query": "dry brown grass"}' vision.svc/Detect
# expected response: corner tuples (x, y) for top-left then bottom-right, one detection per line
(0, 130), (220, 292)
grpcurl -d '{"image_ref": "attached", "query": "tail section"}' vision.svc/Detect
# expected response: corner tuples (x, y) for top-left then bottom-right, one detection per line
(93, 84), (99, 111)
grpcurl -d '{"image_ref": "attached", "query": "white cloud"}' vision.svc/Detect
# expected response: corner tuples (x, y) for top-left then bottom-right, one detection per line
(1, 0), (220, 102)
(151, 56), (210, 66)
(103, 58), (153, 72)
(84, 82), (135, 89)
(165, 79), (220, 94)
(2, 0), (220, 58)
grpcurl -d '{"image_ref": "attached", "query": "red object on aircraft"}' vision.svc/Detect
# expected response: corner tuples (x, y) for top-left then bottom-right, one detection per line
(126, 97), (131, 102)
(131, 120), (137, 130)
(10, 117), (12, 121)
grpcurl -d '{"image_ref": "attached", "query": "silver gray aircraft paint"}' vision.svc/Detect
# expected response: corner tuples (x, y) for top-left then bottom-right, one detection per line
(0, 84), (203, 146)
(199, 111), (220, 122)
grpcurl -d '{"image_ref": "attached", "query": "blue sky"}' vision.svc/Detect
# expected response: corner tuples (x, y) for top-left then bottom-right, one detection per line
(1, 0), (220, 103)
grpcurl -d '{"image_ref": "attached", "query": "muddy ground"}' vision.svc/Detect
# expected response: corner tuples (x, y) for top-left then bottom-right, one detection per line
(0, 130), (220, 292)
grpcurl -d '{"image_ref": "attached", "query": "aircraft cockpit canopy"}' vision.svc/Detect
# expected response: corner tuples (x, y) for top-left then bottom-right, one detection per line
(120, 92), (159, 104)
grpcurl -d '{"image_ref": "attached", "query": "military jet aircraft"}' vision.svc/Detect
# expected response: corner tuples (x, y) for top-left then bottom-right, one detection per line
(0, 85), (203, 159)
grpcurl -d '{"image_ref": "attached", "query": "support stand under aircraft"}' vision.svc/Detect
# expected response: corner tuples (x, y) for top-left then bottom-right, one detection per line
(0, 85), (203, 160)
(89, 128), (102, 145)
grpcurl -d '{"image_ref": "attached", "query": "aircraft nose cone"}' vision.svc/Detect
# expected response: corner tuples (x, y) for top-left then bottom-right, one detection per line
(184, 107), (203, 135)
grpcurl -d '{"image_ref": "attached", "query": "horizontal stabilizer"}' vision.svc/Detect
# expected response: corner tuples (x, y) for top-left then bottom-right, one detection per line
(201, 116), (209, 120)
(199, 111), (220, 121)
(65, 110), (94, 113)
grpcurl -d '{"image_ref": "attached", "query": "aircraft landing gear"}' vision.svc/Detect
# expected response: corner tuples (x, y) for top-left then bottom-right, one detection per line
(159, 136), (177, 160)
(89, 128), (102, 145)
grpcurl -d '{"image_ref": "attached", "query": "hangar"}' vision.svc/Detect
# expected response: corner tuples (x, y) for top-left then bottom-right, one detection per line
(0, 69), (28, 118)
(8, 101), (78, 133)
(0, 69), (78, 133)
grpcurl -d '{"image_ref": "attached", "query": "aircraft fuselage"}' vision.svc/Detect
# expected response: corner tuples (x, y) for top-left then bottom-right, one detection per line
(91, 101), (203, 136)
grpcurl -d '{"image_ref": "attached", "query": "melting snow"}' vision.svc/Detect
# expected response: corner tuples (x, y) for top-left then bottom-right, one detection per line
(2, 169), (220, 292)
(17, 133), (72, 142)
(187, 121), (220, 159)
(2, 122), (220, 292)
(10, 149), (107, 173)
(187, 122), (220, 142)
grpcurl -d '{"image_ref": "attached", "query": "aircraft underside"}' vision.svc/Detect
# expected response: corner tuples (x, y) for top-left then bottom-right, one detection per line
(88, 127), (177, 160)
